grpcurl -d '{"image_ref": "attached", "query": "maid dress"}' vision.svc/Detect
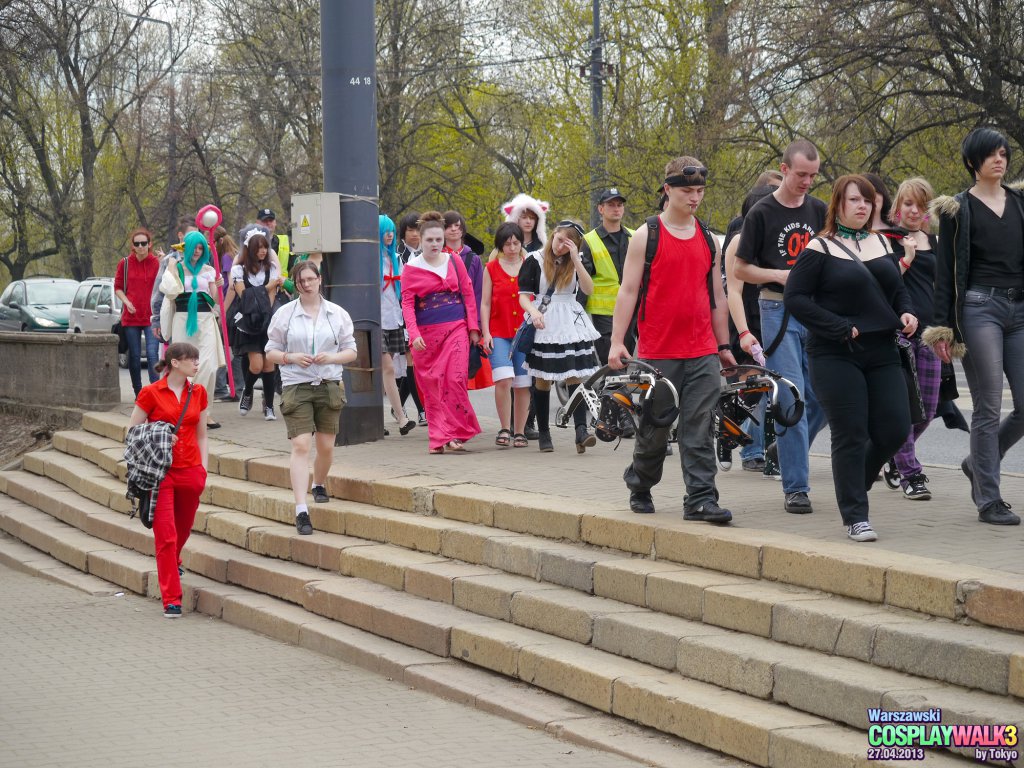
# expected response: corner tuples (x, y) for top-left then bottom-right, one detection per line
(518, 254), (600, 381)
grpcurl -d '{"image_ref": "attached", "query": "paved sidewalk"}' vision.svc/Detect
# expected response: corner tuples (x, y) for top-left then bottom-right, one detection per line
(0, 562), (644, 768)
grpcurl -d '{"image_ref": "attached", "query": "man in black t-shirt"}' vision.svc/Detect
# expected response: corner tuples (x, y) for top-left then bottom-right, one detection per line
(733, 139), (828, 515)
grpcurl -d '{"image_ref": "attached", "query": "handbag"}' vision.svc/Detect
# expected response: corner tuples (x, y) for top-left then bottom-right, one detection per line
(823, 236), (927, 424)
(511, 280), (557, 355)
(114, 258), (130, 354)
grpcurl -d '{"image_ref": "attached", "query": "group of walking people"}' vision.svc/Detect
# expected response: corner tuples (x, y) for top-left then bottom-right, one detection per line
(122, 125), (1023, 618)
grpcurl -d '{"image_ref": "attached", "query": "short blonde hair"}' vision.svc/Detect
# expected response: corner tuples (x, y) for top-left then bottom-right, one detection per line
(890, 177), (935, 226)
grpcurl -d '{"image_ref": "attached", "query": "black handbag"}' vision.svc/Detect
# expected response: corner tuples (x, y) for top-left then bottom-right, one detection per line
(822, 236), (927, 424)
(511, 281), (556, 355)
(115, 257), (130, 353)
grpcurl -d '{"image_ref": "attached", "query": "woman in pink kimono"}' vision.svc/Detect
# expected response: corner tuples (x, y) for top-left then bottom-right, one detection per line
(401, 211), (482, 453)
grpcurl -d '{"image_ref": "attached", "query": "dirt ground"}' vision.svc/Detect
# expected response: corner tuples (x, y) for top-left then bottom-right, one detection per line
(0, 413), (54, 469)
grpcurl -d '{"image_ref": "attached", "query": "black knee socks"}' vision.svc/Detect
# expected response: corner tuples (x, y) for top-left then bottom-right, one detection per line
(242, 367), (258, 394)
(401, 365), (423, 414)
(533, 388), (550, 432)
(261, 371), (276, 408)
(573, 402), (587, 429)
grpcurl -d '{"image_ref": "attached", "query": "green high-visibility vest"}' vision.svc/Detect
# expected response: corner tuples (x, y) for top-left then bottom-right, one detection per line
(584, 227), (633, 316)
(275, 234), (291, 277)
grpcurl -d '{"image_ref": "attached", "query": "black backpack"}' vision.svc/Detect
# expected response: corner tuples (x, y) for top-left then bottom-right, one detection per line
(234, 264), (274, 336)
(637, 214), (718, 321)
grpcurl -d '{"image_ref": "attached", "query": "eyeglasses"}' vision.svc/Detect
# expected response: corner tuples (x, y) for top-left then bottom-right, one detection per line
(133, 240), (149, 247)
(296, 276), (320, 285)
(555, 220), (585, 238)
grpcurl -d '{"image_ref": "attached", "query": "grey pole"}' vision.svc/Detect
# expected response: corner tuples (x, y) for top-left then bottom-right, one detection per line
(321, 2), (384, 445)
(589, 0), (604, 228)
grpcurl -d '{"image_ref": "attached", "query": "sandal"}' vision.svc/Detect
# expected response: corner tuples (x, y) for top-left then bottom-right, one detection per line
(429, 445), (445, 455)
(445, 440), (467, 452)
(495, 429), (512, 447)
(512, 433), (528, 448)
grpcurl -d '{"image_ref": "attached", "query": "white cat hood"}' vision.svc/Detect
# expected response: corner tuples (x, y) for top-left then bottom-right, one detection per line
(502, 193), (550, 247)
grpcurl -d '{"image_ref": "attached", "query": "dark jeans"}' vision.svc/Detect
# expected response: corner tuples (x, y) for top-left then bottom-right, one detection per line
(961, 289), (1024, 510)
(809, 333), (910, 526)
(123, 324), (159, 396)
(623, 355), (721, 509)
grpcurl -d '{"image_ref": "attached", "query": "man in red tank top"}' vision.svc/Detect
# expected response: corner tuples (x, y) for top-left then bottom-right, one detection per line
(607, 156), (736, 523)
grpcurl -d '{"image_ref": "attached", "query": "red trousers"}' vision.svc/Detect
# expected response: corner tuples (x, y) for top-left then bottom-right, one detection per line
(153, 464), (206, 607)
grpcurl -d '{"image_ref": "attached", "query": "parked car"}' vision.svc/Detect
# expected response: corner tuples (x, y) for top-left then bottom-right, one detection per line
(68, 277), (140, 368)
(0, 277), (79, 332)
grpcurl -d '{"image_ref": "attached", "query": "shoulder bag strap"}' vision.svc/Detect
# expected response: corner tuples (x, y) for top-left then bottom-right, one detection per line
(536, 277), (557, 313)
(172, 384), (193, 434)
(123, 257), (129, 293)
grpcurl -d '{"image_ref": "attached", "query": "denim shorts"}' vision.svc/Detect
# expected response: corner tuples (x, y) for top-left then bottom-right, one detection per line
(490, 337), (530, 387)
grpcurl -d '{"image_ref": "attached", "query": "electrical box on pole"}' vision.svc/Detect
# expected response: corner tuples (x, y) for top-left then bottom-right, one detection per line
(290, 193), (343, 254)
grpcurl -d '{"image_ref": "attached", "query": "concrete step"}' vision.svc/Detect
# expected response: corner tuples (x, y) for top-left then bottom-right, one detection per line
(3, 464), (1018, 766)
(67, 419), (1024, 636)
(17, 446), (1024, 703)
(0, 484), (972, 767)
(0, 516), (752, 768)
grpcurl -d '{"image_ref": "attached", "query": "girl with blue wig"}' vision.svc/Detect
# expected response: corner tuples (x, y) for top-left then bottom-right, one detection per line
(380, 215), (416, 435)
(158, 230), (226, 428)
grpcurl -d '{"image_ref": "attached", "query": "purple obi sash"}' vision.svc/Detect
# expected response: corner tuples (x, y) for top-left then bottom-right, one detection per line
(415, 291), (466, 325)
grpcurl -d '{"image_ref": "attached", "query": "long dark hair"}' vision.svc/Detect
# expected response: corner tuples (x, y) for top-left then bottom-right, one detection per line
(242, 233), (271, 274)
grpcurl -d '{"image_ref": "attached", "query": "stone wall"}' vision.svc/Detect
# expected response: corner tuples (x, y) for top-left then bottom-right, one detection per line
(0, 332), (120, 418)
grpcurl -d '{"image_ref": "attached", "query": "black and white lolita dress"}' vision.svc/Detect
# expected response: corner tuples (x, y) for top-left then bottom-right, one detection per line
(518, 254), (601, 382)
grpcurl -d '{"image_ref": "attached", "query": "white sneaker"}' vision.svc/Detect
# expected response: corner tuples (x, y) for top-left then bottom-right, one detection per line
(846, 522), (878, 542)
(264, 406), (276, 421)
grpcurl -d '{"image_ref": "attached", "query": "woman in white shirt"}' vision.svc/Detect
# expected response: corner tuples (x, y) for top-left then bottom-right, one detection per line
(231, 231), (283, 420)
(264, 261), (358, 535)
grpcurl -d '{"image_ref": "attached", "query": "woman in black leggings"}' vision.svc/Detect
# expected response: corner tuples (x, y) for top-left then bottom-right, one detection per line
(784, 175), (918, 542)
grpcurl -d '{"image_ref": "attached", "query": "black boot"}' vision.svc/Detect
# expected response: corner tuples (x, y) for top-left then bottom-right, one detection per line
(534, 388), (551, 450)
(523, 387), (540, 440)
(573, 406), (596, 454)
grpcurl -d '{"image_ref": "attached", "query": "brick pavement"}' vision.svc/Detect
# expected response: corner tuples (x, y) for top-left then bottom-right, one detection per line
(0, 561), (650, 768)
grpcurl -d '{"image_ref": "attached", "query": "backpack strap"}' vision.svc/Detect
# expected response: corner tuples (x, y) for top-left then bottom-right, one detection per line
(638, 214), (718, 321)
(638, 215), (660, 321)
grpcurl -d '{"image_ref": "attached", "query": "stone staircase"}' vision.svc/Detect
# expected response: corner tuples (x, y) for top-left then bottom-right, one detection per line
(2, 410), (1023, 768)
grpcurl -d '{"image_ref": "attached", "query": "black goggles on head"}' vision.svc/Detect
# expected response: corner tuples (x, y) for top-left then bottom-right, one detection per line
(664, 166), (708, 187)
(554, 220), (586, 238)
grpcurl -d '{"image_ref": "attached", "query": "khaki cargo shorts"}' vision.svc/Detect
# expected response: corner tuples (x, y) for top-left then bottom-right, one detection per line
(280, 380), (346, 439)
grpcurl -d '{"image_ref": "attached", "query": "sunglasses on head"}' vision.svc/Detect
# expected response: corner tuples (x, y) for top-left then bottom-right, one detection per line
(133, 240), (149, 246)
(555, 220), (585, 238)
(664, 166), (709, 187)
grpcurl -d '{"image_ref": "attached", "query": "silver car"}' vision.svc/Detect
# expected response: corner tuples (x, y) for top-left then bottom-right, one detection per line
(68, 277), (138, 368)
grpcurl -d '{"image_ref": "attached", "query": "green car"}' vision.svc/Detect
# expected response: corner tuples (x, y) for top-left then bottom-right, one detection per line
(0, 277), (80, 332)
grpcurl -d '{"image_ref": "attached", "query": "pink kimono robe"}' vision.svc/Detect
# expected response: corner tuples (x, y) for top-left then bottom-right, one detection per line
(401, 253), (482, 449)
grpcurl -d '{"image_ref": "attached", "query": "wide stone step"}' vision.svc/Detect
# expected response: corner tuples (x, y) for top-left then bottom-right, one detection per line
(66, 420), (1024, 637)
(5, 465), (1020, 767)
(0, 486), (972, 767)
(17, 447), (1024, 704)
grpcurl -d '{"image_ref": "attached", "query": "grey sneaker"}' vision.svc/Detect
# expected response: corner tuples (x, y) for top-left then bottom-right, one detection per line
(979, 500), (1021, 526)
(784, 491), (813, 514)
(846, 522), (878, 542)
(311, 485), (329, 504)
(683, 501), (733, 525)
(742, 457), (765, 472)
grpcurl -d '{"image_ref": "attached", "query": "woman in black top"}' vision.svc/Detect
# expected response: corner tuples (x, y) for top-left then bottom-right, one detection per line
(785, 174), (918, 542)
(887, 178), (941, 501)
(927, 127), (1024, 526)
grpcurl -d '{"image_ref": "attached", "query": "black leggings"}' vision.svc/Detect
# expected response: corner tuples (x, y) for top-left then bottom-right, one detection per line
(809, 333), (910, 526)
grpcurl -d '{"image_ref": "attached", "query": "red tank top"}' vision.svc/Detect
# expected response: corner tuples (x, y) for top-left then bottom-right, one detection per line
(486, 257), (525, 338)
(637, 222), (717, 359)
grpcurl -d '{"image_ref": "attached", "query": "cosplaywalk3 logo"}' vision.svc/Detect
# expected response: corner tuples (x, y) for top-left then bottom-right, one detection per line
(865, 708), (1019, 762)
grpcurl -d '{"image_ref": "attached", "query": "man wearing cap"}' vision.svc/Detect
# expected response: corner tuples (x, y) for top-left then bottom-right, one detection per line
(582, 188), (634, 364)
(257, 208), (291, 275)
